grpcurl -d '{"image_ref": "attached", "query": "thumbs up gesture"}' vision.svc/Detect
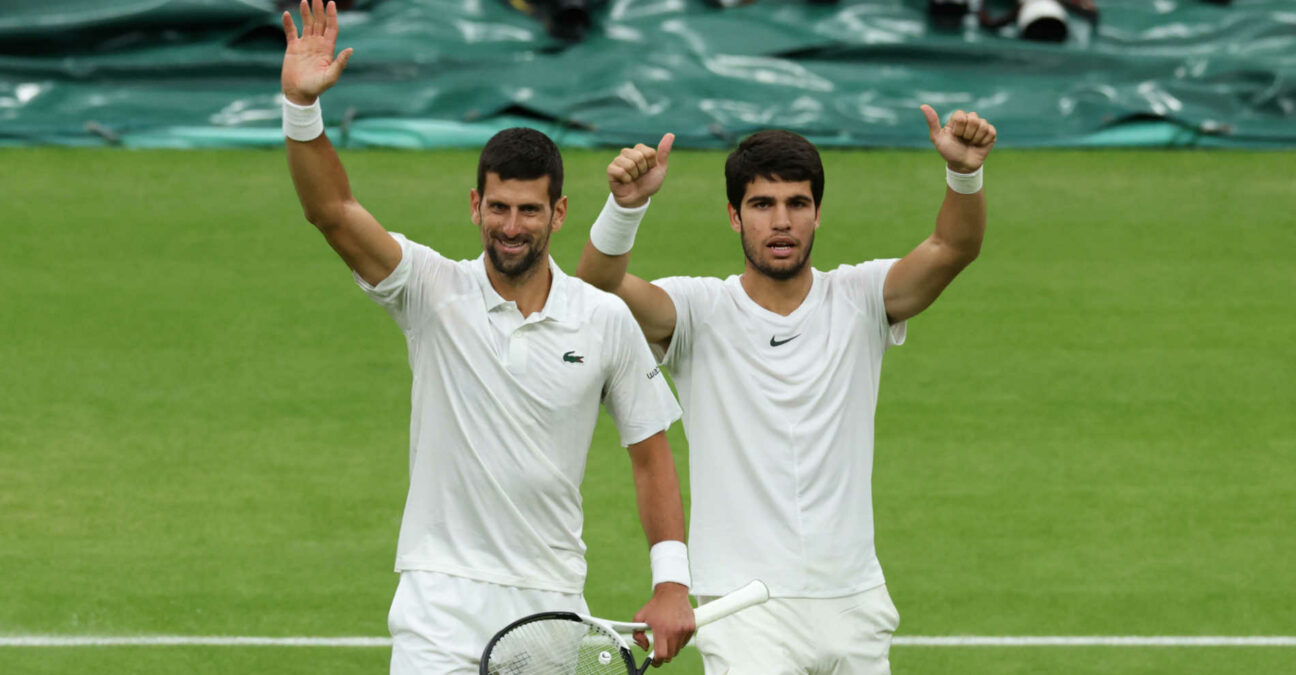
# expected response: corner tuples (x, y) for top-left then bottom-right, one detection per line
(608, 133), (675, 208)
(921, 105), (997, 174)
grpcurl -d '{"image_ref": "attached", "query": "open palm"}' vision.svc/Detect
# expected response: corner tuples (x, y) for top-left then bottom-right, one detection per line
(281, 0), (353, 105)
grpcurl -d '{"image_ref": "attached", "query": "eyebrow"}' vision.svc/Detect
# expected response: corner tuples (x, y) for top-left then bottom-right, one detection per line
(746, 194), (811, 204)
(486, 199), (542, 208)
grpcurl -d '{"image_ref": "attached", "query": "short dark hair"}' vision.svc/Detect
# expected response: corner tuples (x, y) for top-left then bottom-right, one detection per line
(476, 127), (564, 205)
(724, 130), (824, 211)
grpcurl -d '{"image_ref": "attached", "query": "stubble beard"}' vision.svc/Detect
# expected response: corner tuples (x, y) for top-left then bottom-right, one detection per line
(486, 219), (552, 280)
(740, 224), (814, 281)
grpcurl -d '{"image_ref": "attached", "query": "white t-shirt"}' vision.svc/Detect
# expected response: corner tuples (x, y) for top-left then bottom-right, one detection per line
(654, 260), (904, 598)
(356, 234), (681, 594)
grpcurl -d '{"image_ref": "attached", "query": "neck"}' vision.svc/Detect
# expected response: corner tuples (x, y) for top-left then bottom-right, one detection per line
(486, 258), (553, 317)
(739, 262), (813, 316)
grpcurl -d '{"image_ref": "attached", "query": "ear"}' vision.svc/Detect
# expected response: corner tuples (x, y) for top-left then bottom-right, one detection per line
(469, 189), (482, 226)
(813, 203), (821, 230)
(728, 203), (742, 234)
(550, 195), (567, 233)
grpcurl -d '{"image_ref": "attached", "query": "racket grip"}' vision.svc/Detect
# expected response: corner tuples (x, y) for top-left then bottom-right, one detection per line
(693, 580), (769, 627)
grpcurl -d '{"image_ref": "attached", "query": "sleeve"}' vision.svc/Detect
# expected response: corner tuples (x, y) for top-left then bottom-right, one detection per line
(601, 303), (683, 448)
(352, 233), (454, 333)
(834, 259), (907, 350)
(649, 276), (715, 370)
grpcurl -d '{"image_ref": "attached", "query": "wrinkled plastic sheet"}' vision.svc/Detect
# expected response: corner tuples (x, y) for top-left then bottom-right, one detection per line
(1, 0), (1293, 148)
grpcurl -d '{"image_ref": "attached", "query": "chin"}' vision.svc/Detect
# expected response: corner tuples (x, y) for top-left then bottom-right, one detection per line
(759, 258), (807, 280)
(491, 248), (545, 278)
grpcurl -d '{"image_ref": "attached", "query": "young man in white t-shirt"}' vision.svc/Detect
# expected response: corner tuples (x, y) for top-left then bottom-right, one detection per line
(577, 109), (996, 674)
(278, 2), (695, 672)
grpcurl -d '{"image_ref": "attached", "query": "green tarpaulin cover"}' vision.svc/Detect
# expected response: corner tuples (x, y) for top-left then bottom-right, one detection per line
(1, 0), (1292, 148)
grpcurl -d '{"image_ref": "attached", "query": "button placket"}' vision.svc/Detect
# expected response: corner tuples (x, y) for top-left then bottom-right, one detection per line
(507, 325), (529, 372)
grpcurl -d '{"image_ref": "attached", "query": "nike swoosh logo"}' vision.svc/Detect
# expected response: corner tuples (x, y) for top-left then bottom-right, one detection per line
(769, 334), (800, 347)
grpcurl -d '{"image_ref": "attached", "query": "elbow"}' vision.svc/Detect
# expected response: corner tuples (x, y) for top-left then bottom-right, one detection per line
(935, 234), (981, 270)
(942, 248), (978, 280)
(301, 208), (334, 231)
(300, 201), (349, 232)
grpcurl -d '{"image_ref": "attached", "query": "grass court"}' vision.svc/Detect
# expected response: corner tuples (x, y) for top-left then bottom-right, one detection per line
(1, 146), (1293, 674)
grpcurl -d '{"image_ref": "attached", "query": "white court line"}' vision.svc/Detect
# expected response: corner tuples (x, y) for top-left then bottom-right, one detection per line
(0, 637), (391, 647)
(893, 636), (1296, 647)
(2, 635), (1295, 648)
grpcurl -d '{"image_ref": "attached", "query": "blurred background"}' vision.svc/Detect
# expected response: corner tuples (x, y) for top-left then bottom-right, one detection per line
(2, 0), (1293, 149)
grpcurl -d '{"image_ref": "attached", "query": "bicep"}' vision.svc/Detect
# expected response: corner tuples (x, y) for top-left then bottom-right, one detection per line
(319, 200), (403, 286)
(615, 274), (678, 350)
(285, 135), (401, 285)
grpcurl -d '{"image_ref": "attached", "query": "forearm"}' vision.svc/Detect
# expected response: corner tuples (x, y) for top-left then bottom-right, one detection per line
(282, 98), (397, 284)
(286, 131), (356, 230)
(577, 240), (631, 292)
(931, 184), (985, 268)
(626, 432), (694, 663)
(579, 193), (650, 291)
(578, 199), (678, 345)
(882, 170), (987, 322)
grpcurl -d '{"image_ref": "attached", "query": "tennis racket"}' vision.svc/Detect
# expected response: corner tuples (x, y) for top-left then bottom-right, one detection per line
(479, 579), (769, 674)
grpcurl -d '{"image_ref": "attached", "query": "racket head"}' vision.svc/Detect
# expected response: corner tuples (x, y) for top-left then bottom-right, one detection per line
(479, 611), (640, 675)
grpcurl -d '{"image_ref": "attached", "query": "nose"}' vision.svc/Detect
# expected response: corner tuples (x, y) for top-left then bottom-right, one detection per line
(500, 209), (522, 236)
(772, 204), (792, 230)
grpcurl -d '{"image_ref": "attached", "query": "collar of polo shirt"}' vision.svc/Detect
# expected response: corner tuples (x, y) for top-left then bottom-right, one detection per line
(472, 254), (571, 324)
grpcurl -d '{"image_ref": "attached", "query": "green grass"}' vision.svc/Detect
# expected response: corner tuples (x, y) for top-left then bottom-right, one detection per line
(1, 147), (1293, 674)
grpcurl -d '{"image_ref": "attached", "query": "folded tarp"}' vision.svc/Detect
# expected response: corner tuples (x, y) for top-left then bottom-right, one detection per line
(1, 0), (1292, 148)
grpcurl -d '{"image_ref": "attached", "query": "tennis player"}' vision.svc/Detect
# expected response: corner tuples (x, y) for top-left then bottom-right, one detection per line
(279, 2), (695, 672)
(577, 111), (995, 674)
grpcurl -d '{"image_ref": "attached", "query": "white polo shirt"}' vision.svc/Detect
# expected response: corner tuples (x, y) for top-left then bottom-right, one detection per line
(654, 260), (904, 598)
(356, 233), (681, 594)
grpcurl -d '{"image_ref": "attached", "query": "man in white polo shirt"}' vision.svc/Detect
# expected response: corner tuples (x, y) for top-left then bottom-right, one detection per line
(577, 110), (996, 673)
(278, 2), (694, 672)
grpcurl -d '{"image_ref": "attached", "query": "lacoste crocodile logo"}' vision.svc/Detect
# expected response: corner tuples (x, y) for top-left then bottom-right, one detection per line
(769, 334), (801, 347)
(563, 350), (585, 363)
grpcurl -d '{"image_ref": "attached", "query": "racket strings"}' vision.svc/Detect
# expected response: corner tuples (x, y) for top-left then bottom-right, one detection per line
(483, 618), (632, 674)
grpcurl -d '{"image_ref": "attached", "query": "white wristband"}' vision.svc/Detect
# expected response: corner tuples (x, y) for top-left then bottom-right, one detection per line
(283, 96), (324, 142)
(649, 540), (691, 589)
(589, 193), (649, 256)
(946, 165), (983, 194)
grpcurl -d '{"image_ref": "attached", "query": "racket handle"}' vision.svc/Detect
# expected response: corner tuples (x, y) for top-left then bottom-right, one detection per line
(604, 579), (770, 634)
(693, 580), (769, 627)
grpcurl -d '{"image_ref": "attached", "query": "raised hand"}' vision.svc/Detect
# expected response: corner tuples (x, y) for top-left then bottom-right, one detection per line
(921, 105), (996, 174)
(607, 133), (675, 209)
(281, 0), (353, 105)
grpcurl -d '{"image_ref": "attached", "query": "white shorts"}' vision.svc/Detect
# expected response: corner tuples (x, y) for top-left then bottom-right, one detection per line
(696, 584), (900, 675)
(388, 570), (588, 675)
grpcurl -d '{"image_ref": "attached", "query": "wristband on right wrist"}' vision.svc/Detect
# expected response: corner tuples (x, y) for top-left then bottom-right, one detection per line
(283, 96), (324, 142)
(946, 165), (983, 194)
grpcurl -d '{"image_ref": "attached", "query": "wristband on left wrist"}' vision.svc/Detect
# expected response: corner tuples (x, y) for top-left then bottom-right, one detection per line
(590, 193), (649, 256)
